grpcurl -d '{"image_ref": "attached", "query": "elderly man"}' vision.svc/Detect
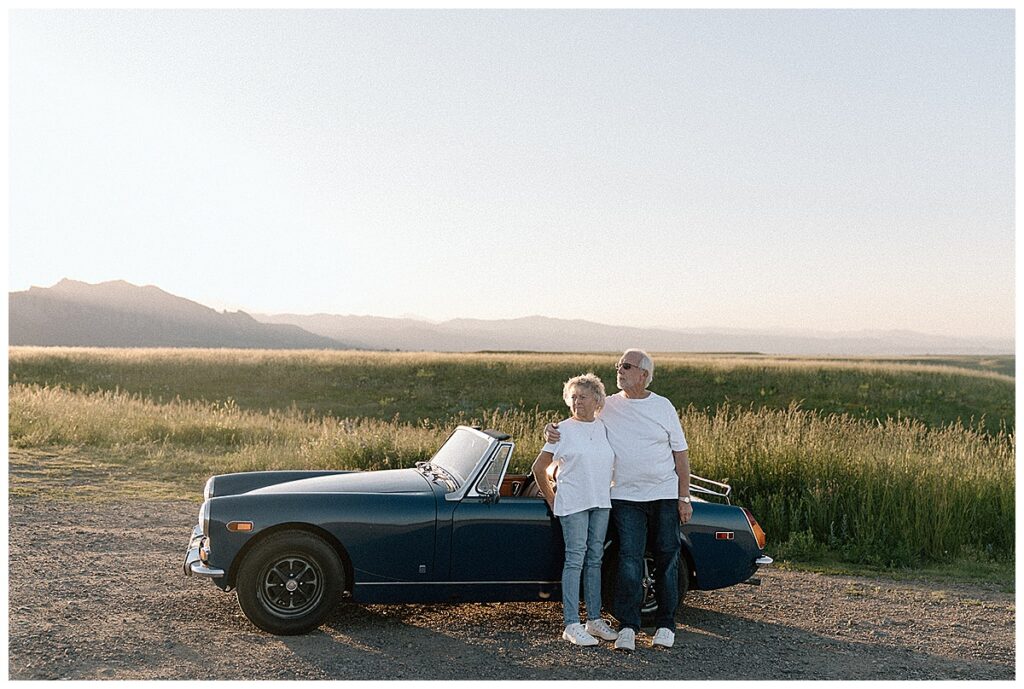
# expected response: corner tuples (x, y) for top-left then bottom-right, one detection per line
(546, 349), (691, 651)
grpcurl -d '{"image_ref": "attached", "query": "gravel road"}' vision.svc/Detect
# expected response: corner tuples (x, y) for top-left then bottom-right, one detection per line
(8, 497), (1014, 680)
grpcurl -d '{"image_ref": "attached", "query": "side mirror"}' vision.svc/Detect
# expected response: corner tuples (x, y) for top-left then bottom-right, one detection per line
(478, 485), (498, 503)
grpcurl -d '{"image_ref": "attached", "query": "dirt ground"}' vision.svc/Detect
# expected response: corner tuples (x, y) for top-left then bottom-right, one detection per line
(7, 496), (1015, 680)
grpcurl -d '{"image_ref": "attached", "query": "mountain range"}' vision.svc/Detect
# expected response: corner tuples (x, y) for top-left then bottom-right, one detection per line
(8, 279), (1014, 355)
(9, 280), (343, 349)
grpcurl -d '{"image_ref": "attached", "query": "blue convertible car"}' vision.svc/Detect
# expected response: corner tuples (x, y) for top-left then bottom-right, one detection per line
(184, 425), (772, 635)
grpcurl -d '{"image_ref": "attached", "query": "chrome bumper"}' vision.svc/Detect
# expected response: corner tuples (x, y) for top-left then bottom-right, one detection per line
(183, 524), (225, 577)
(756, 555), (774, 566)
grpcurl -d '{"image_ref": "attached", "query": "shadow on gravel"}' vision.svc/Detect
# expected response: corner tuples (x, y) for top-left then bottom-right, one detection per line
(279, 601), (714, 680)
(279, 603), (564, 680)
(271, 602), (1014, 681)
(679, 606), (1013, 680)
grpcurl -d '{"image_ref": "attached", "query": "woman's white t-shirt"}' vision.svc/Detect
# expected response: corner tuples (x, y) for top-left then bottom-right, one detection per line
(541, 417), (615, 517)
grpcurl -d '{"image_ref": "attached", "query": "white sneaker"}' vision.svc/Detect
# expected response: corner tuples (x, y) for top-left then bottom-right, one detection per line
(614, 627), (636, 651)
(585, 618), (619, 641)
(562, 623), (599, 647)
(652, 627), (675, 648)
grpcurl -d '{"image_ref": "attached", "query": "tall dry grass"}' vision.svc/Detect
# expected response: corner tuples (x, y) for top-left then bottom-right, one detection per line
(9, 383), (1012, 566)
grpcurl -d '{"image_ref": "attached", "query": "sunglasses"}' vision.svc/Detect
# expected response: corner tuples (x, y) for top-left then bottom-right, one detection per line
(616, 362), (644, 372)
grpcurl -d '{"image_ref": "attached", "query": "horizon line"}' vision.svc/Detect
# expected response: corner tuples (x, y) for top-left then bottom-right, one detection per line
(10, 277), (1016, 344)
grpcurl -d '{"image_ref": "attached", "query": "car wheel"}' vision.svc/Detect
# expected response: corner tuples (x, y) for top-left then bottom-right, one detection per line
(638, 553), (690, 627)
(235, 531), (344, 635)
(601, 548), (690, 628)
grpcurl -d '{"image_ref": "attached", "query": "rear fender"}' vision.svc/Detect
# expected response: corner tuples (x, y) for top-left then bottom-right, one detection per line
(678, 532), (698, 585)
(684, 502), (761, 590)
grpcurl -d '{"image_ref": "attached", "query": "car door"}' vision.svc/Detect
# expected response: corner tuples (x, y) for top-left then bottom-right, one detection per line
(448, 444), (564, 586)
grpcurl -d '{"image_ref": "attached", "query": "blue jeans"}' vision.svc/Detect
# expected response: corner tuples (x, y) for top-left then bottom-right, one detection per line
(559, 508), (610, 626)
(611, 499), (681, 631)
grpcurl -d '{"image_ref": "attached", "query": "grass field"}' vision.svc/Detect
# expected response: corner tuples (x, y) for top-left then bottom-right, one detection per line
(9, 348), (1014, 433)
(7, 347), (1015, 576)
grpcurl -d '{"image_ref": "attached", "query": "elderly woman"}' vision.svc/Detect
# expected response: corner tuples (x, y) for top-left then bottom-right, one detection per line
(532, 372), (618, 646)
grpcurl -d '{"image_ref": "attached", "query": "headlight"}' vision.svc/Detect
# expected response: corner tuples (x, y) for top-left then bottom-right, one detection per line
(203, 477), (216, 500)
(198, 500), (211, 536)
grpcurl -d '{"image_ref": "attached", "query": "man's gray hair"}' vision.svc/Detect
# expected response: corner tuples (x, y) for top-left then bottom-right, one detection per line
(622, 348), (654, 388)
(562, 372), (607, 409)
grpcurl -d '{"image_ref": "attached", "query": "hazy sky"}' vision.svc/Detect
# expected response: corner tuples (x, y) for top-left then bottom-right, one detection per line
(9, 9), (1015, 339)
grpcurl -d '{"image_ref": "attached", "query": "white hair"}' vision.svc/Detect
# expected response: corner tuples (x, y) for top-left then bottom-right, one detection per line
(621, 348), (654, 388)
(562, 372), (607, 409)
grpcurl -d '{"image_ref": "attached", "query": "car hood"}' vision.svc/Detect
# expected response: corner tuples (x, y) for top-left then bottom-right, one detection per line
(246, 468), (432, 495)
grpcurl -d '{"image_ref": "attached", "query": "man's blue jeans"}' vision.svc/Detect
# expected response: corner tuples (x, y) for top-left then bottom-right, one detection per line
(611, 498), (681, 631)
(559, 507), (610, 626)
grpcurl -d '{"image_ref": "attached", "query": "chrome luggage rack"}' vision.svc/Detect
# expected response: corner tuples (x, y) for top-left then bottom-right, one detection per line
(689, 473), (731, 504)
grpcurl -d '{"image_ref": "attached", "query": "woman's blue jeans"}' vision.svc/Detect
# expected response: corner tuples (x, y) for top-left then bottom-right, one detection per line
(559, 507), (610, 626)
(611, 498), (681, 631)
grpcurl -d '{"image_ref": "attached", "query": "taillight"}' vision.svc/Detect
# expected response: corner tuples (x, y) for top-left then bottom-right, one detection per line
(742, 508), (767, 550)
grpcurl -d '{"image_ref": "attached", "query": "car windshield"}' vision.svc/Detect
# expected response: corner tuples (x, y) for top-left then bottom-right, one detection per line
(429, 428), (492, 485)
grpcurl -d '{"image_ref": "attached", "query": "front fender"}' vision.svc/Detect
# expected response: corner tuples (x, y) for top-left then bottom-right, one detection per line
(206, 491), (438, 589)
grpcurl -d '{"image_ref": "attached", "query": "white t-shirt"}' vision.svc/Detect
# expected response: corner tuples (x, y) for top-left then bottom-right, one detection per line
(541, 417), (615, 517)
(600, 391), (688, 502)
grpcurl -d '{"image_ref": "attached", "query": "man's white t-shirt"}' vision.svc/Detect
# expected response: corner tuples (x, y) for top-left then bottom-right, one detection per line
(600, 391), (688, 502)
(540, 417), (615, 517)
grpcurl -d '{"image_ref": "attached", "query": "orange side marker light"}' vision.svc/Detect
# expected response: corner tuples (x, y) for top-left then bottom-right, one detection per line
(741, 508), (767, 549)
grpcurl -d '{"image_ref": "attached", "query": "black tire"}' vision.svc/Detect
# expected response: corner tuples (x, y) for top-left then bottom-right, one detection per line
(601, 547), (691, 628)
(235, 531), (344, 635)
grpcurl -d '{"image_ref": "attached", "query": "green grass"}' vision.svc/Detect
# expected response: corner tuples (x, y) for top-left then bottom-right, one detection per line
(9, 363), (1014, 572)
(8, 347), (1014, 434)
